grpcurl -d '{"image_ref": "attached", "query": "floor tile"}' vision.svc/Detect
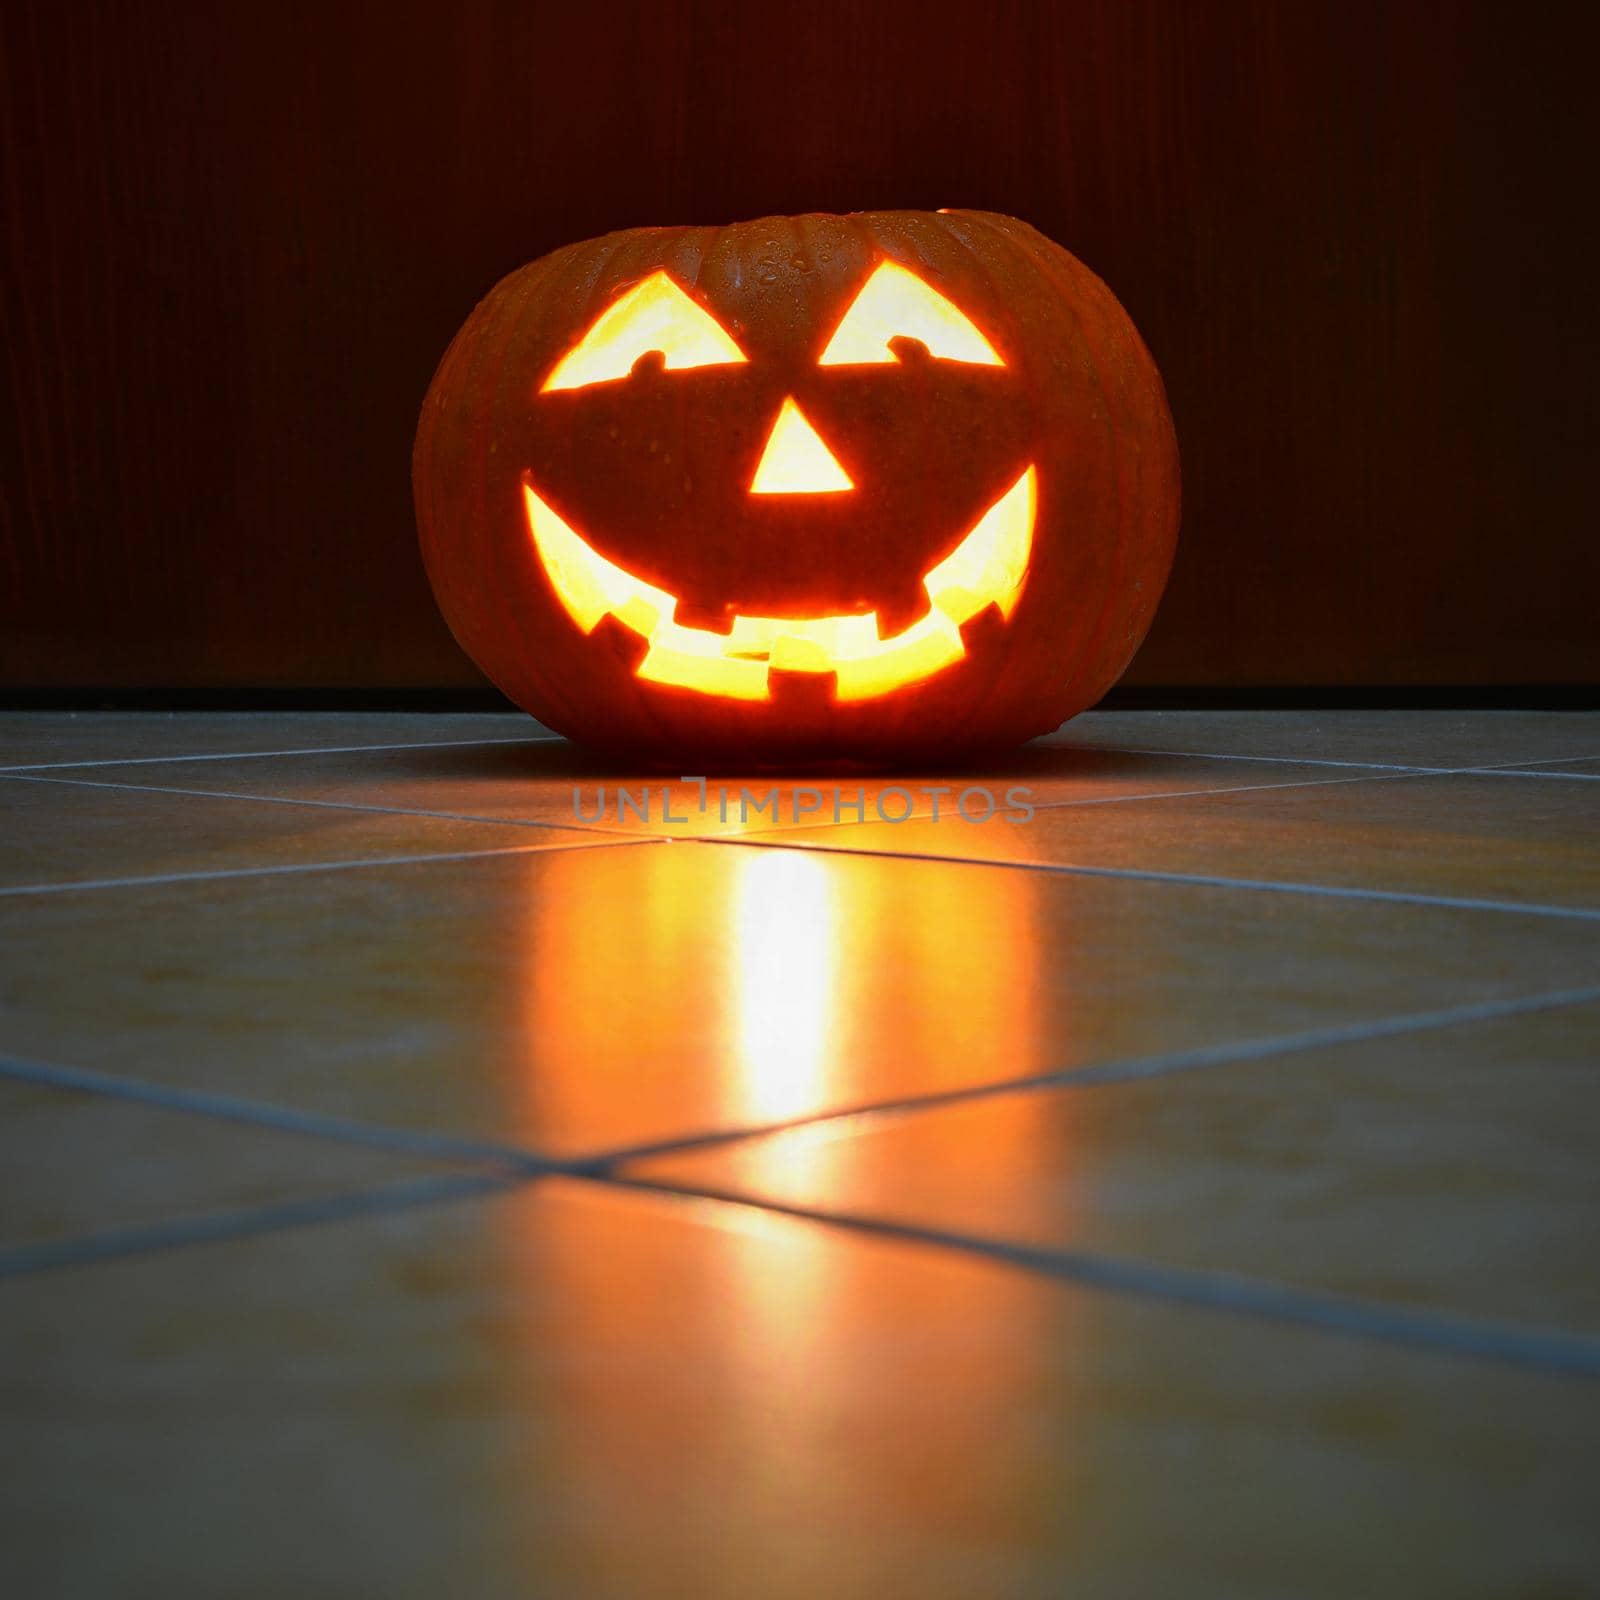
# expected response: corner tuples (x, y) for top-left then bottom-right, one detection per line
(17, 737), (1401, 840)
(0, 776), (618, 891)
(1491, 757), (1600, 777)
(1053, 709), (1599, 768)
(634, 1001), (1600, 1335)
(766, 771), (1600, 911)
(5, 709), (1589, 785)
(0, 841), (1595, 1158)
(0, 1078), (466, 1253)
(2, 1180), (1596, 1599)
(0, 710), (549, 770)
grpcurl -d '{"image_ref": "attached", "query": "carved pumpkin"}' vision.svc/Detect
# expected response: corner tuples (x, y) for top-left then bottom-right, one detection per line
(414, 210), (1179, 764)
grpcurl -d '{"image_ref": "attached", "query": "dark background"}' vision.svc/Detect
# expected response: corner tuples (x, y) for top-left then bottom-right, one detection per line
(2, 0), (1596, 700)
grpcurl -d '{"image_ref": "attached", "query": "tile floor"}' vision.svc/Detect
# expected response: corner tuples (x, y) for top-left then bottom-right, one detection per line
(1, 709), (1597, 1598)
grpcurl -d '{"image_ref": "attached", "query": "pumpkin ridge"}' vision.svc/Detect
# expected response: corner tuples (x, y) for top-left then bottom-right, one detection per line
(419, 260), (536, 705)
(1001, 218), (1129, 722)
(1032, 229), (1178, 712)
(496, 246), (598, 740)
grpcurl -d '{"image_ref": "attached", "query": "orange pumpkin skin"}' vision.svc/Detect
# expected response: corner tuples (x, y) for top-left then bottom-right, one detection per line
(414, 210), (1179, 766)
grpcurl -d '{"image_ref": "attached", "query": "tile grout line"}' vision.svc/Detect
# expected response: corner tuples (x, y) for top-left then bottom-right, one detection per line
(0, 732), (1458, 782)
(600, 1171), (1600, 1381)
(1460, 752), (1600, 772)
(708, 753), (1597, 847)
(680, 753), (1598, 844)
(0, 835), (664, 899)
(718, 766), (1443, 845)
(1053, 744), (1439, 772)
(4, 720), (1596, 1357)
(1467, 767), (1600, 781)
(9, 1154), (1600, 1382)
(3, 728), (1589, 789)
(9, 1153), (1599, 1382)
(707, 834), (1600, 922)
(1028, 768), (1441, 805)
(0, 761), (1450, 895)
(0, 1172), (519, 1280)
(8, 983), (1595, 1185)
(7, 746), (1590, 873)
(0, 1050), (567, 1170)
(4, 985), (1593, 1213)
(0, 733), (562, 774)
(0, 755), (1453, 861)
(580, 984), (1600, 1169)
(3, 758), (1437, 831)
(0, 771), (662, 844)
(1055, 748), (1596, 776)
(684, 750), (1600, 847)
(5, 987), (1600, 1378)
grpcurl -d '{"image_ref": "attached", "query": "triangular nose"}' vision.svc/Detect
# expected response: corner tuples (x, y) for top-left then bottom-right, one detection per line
(749, 397), (854, 494)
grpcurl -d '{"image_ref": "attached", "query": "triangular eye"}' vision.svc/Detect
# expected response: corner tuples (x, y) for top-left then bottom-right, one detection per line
(818, 260), (1004, 367)
(541, 271), (747, 393)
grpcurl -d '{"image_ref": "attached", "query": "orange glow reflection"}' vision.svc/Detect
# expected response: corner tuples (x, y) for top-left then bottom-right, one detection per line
(503, 840), (1062, 1578)
(732, 851), (838, 1121)
(505, 1182), (1063, 1590)
(516, 843), (1045, 1152)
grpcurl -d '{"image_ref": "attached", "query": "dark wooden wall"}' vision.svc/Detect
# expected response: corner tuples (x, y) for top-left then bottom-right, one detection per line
(2, 0), (1595, 691)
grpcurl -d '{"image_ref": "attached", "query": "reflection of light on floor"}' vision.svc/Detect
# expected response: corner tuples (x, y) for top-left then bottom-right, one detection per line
(733, 850), (837, 1122)
(503, 1180), (1062, 1592)
(512, 840), (1054, 1163)
(504, 843), (1063, 1560)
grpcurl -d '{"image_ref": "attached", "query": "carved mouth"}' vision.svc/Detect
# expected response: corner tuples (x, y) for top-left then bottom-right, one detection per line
(522, 467), (1035, 702)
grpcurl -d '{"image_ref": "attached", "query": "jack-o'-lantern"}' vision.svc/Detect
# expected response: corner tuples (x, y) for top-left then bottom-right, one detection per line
(414, 210), (1179, 765)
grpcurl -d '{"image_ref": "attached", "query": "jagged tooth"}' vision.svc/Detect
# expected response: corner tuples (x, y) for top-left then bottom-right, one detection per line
(615, 596), (661, 638)
(590, 612), (652, 672)
(768, 634), (834, 674)
(672, 596), (737, 635)
(767, 663), (840, 719)
(932, 585), (982, 626)
(873, 584), (933, 640)
(957, 600), (1009, 656)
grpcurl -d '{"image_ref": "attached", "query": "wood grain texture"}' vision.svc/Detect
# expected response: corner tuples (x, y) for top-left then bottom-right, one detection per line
(2, 0), (1596, 689)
